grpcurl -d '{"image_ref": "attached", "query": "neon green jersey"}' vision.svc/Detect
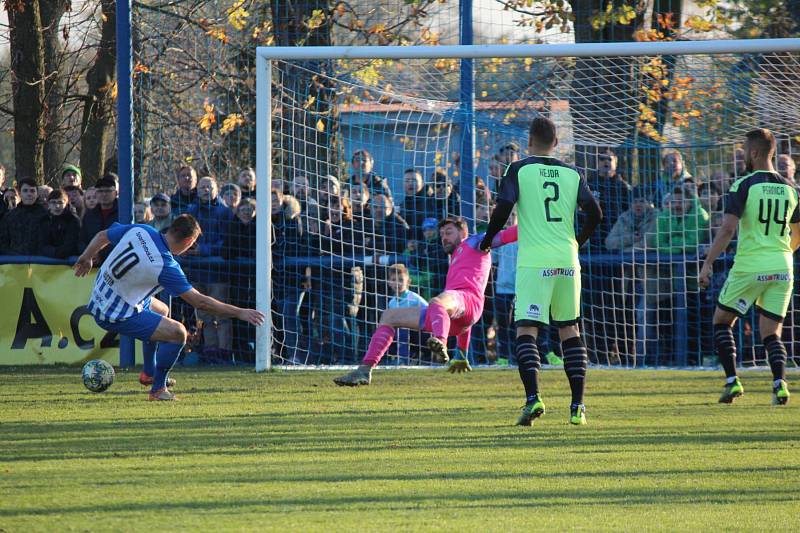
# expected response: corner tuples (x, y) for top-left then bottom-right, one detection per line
(726, 171), (800, 272)
(497, 155), (595, 268)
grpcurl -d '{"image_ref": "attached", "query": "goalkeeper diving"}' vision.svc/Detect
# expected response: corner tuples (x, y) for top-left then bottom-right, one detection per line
(334, 217), (518, 386)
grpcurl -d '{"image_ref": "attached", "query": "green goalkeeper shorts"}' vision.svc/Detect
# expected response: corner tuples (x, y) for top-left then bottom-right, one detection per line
(717, 266), (793, 321)
(514, 266), (581, 328)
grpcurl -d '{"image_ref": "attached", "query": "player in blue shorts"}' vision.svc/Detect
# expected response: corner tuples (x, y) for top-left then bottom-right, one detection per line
(74, 214), (265, 401)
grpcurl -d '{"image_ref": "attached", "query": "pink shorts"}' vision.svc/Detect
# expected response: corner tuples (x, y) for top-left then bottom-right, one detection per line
(420, 290), (484, 337)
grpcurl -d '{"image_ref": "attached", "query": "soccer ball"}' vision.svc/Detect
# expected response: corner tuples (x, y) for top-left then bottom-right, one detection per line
(82, 359), (115, 392)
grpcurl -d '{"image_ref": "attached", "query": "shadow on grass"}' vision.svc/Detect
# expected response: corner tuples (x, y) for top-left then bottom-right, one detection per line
(0, 486), (794, 518)
(1, 407), (797, 462)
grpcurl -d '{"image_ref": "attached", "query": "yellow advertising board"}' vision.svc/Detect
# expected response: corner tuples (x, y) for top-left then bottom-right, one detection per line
(0, 264), (119, 364)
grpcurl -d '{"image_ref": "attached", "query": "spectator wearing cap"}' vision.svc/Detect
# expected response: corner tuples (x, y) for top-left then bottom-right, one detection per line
(61, 164), (82, 188)
(430, 168), (461, 218)
(606, 187), (656, 252)
(221, 183), (242, 211)
(186, 176), (235, 356)
(401, 168), (434, 241)
(40, 189), (80, 258)
(78, 176), (118, 262)
(237, 167), (256, 200)
(63, 185), (85, 220)
(148, 192), (174, 232)
(0, 179), (49, 255)
(350, 149), (391, 197)
(171, 165), (198, 215)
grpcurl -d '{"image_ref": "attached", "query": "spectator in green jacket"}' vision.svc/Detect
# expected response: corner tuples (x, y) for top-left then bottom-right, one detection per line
(637, 186), (710, 363)
(650, 185), (710, 255)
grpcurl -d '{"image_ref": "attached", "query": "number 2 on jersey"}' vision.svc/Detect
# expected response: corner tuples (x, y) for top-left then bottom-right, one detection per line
(758, 198), (790, 236)
(543, 181), (562, 222)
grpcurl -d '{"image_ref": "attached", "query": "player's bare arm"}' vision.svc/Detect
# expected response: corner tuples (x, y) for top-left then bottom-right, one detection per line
(480, 199), (514, 251)
(699, 214), (739, 289)
(790, 222), (800, 251)
(73, 230), (110, 277)
(180, 288), (265, 326)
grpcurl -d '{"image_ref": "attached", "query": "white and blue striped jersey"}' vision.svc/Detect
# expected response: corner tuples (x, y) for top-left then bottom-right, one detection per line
(87, 223), (192, 323)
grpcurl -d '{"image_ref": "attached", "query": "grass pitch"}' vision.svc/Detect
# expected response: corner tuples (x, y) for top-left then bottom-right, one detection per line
(1, 367), (799, 532)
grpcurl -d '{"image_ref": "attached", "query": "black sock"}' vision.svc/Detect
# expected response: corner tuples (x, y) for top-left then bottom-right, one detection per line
(516, 335), (540, 402)
(763, 334), (787, 383)
(714, 324), (737, 379)
(562, 336), (588, 405)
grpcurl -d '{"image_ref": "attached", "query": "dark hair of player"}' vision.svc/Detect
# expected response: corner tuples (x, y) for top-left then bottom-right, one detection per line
(529, 116), (557, 148)
(48, 189), (68, 202)
(94, 177), (116, 189)
(438, 216), (468, 233)
(18, 178), (38, 190)
(168, 214), (202, 240)
(744, 128), (776, 159)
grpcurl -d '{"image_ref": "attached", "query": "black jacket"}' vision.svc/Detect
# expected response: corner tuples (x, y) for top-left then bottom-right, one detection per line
(272, 215), (307, 296)
(584, 173), (631, 254)
(432, 191), (462, 219)
(170, 189), (197, 216)
(365, 211), (410, 256)
(350, 172), (392, 198)
(224, 218), (256, 260)
(79, 200), (119, 262)
(41, 211), (81, 258)
(402, 189), (435, 241)
(0, 203), (49, 255)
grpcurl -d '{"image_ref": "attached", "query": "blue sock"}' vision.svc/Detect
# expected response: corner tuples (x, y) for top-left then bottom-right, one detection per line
(143, 341), (156, 377)
(152, 343), (184, 392)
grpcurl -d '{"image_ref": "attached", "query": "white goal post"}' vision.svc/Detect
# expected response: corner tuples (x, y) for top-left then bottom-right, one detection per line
(254, 37), (800, 372)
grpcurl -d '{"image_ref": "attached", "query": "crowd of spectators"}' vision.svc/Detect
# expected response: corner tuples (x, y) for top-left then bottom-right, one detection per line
(1, 144), (798, 367)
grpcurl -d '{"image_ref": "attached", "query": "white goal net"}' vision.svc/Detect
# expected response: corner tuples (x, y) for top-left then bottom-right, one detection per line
(256, 39), (800, 370)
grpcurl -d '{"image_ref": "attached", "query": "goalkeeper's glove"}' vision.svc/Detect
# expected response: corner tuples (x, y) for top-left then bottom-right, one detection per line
(447, 349), (472, 374)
